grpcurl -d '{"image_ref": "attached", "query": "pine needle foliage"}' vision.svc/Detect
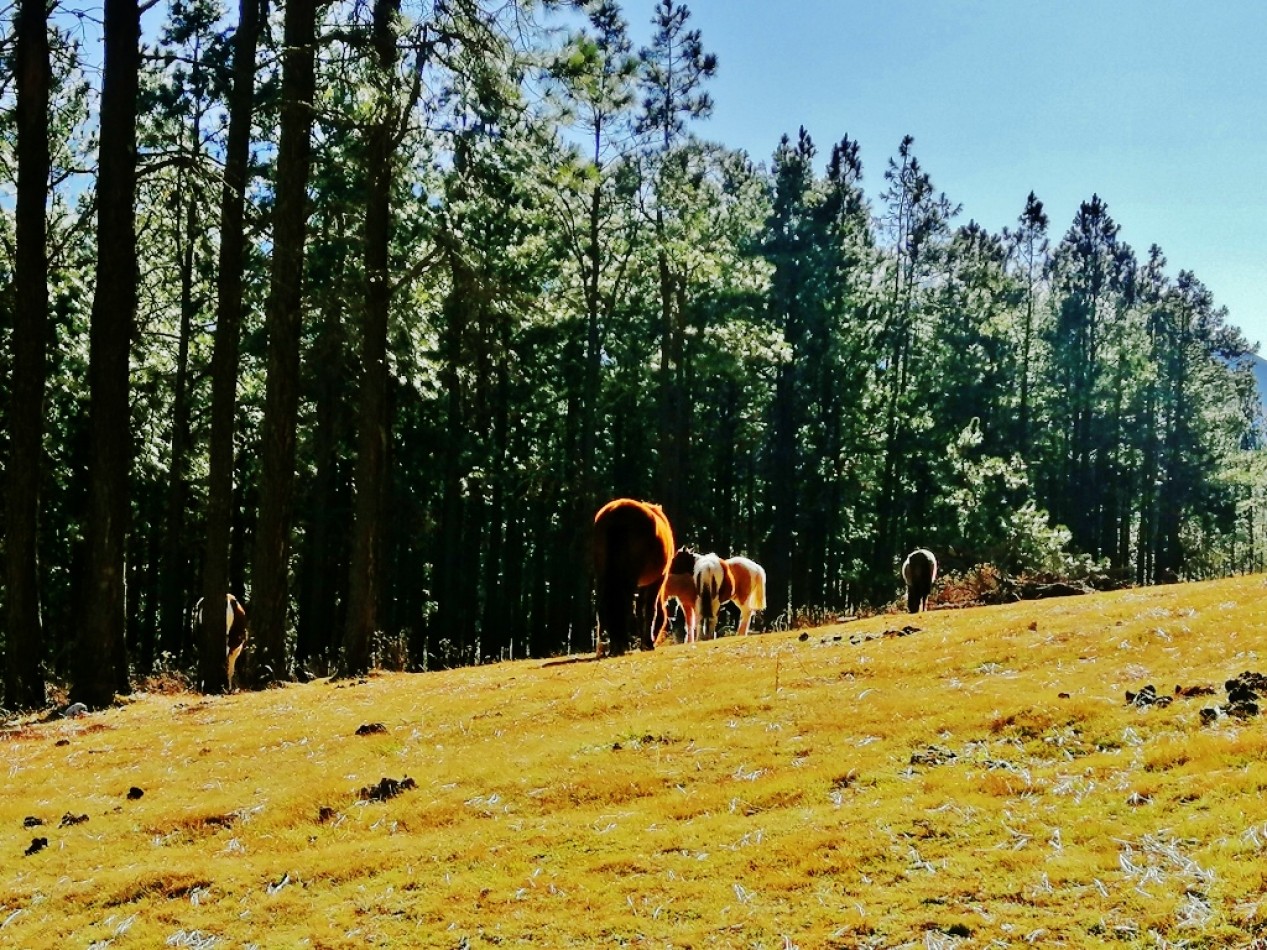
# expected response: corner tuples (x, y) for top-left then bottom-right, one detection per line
(5, 575), (1267, 946)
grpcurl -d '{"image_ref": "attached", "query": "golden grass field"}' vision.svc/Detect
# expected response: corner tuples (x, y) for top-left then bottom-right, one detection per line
(5, 575), (1267, 948)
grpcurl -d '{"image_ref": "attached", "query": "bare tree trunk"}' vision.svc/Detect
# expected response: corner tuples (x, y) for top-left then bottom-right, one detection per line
(296, 293), (346, 671)
(5, 0), (51, 710)
(74, 0), (140, 708)
(159, 97), (203, 668)
(200, 0), (266, 693)
(249, 0), (318, 682)
(655, 247), (683, 522)
(432, 261), (471, 665)
(342, 0), (402, 675)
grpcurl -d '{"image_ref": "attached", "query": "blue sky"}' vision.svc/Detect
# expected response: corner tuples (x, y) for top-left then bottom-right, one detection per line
(622, 0), (1267, 350)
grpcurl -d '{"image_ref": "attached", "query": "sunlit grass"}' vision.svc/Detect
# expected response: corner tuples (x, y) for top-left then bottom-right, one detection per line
(5, 574), (1267, 946)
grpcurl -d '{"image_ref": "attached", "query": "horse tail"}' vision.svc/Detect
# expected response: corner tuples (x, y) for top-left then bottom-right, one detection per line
(693, 554), (727, 637)
(751, 564), (767, 611)
(902, 549), (937, 613)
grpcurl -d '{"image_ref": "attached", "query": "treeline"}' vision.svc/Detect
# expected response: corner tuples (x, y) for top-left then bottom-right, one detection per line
(2, 0), (1264, 709)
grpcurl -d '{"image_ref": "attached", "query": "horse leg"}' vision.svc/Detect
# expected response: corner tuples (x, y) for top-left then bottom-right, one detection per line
(677, 599), (693, 643)
(634, 586), (659, 652)
(647, 586), (667, 651)
(695, 593), (715, 641)
(736, 603), (751, 637)
(654, 612), (671, 647)
(599, 583), (632, 657)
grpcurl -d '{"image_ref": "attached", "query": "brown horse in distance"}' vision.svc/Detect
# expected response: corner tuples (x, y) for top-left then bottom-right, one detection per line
(592, 499), (675, 656)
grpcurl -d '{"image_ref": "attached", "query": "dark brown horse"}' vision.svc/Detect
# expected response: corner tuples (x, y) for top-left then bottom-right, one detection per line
(901, 549), (938, 614)
(592, 499), (675, 656)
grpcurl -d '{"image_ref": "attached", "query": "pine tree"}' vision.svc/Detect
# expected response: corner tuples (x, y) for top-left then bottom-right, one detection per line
(803, 136), (877, 609)
(547, 0), (641, 649)
(5, 0), (52, 709)
(1004, 192), (1049, 456)
(1044, 195), (1136, 563)
(74, 0), (142, 707)
(251, 0), (319, 682)
(144, 0), (227, 674)
(760, 128), (815, 615)
(343, 0), (407, 675)
(199, 0), (265, 693)
(637, 0), (716, 526)
(871, 135), (957, 595)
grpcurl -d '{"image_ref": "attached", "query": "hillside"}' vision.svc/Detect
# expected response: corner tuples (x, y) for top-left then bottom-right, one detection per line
(4, 576), (1267, 947)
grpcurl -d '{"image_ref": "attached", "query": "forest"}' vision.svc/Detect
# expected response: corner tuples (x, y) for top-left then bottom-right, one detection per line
(1, 0), (1264, 710)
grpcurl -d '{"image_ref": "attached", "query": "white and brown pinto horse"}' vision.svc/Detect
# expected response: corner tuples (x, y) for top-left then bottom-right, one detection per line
(592, 499), (675, 656)
(691, 553), (767, 641)
(723, 556), (767, 636)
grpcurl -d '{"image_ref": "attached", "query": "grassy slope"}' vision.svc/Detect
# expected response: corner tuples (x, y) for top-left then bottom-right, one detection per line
(4, 576), (1267, 948)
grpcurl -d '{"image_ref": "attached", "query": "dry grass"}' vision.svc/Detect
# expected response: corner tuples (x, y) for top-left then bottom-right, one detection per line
(5, 575), (1267, 947)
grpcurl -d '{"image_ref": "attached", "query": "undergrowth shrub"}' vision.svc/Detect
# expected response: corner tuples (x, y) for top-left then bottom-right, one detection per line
(936, 564), (1012, 608)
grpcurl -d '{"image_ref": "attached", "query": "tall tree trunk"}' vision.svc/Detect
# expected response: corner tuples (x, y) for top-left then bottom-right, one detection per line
(767, 351), (798, 616)
(482, 339), (511, 658)
(655, 246), (683, 521)
(5, 0), (51, 710)
(159, 103), (202, 667)
(1018, 275), (1036, 455)
(872, 322), (906, 600)
(343, 0), (401, 675)
(1138, 362), (1159, 585)
(74, 0), (141, 708)
(297, 294), (345, 671)
(250, 0), (318, 682)
(570, 173), (605, 652)
(200, 0), (265, 693)
(432, 259), (471, 665)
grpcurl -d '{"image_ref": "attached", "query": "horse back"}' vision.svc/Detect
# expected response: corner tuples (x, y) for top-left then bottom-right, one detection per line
(902, 548), (937, 587)
(593, 499), (675, 589)
(719, 560), (736, 603)
(724, 557), (766, 609)
(693, 554), (728, 600)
